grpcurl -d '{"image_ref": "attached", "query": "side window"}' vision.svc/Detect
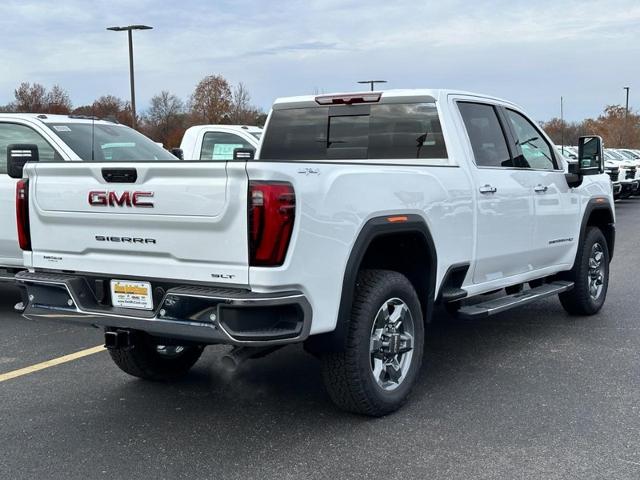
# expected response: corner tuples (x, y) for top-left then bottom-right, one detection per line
(0, 123), (61, 173)
(505, 109), (558, 170)
(199, 132), (253, 161)
(458, 102), (512, 168)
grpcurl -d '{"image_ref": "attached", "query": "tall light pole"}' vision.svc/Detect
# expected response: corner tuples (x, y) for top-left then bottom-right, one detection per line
(107, 25), (153, 128)
(624, 86), (630, 117)
(358, 80), (387, 91)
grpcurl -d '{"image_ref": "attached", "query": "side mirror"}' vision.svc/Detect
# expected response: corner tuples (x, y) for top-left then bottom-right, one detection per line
(7, 144), (39, 179)
(170, 148), (184, 160)
(233, 148), (255, 161)
(578, 135), (604, 175)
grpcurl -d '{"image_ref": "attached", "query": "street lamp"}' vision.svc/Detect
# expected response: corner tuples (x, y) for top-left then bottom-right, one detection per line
(106, 24), (153, 128)
(624, 86), (630, 117)
(358, 80), (387, 92)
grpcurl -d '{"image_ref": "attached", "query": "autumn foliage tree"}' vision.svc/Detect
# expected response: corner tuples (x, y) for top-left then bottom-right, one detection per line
(10, 82), (72, 114)
(541, 105), (640, 149)
(189, 75), (233, 124)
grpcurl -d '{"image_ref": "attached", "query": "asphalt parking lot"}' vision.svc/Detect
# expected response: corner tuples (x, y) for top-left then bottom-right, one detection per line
(0, 203), (639, 480)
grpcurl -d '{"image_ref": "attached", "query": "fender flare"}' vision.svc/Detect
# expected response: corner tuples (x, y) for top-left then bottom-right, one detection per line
(306, 214), (437, 353)
(577, 198), (615, 261)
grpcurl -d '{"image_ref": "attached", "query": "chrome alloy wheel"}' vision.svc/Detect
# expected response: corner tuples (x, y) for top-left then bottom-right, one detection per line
(588, 242), (606, 300)
(369, 297), (415, 391)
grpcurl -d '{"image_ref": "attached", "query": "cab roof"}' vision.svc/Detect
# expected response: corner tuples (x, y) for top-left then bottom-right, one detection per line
(0, 113), (123, 126)
(272, 89), (521, 110)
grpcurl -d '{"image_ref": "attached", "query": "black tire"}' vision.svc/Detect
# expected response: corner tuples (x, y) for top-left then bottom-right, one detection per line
(321, 269), (425, 416)
(109, 332), (204, 381)
(559, 227), (610, 316)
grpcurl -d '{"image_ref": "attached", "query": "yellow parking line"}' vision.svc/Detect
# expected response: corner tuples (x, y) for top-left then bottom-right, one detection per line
(0, 345), (105, 383)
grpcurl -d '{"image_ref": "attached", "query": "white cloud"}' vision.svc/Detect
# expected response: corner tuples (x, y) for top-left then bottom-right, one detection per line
(0, 0), (638, 120)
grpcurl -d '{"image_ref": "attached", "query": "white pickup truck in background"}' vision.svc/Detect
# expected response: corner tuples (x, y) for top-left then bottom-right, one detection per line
(0, 114), (178, 281)
(13, 90), (614, 416)
(179, 125), (262, 160)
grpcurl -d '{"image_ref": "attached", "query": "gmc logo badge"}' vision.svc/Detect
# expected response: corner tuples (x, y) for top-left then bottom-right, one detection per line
(88, 191), (154, 208)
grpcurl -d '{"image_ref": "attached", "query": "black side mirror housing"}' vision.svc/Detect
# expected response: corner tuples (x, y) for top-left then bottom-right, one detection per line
(170, 148), (184, 160)
(566, 136), (604, 189)
(7, 144), (39, 179)
(233, 148), (255, 161)
(577, 135), (604, 175)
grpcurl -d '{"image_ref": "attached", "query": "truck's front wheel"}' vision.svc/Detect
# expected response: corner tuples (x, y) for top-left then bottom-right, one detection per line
(321, 270), (425, 416)
(559, 226), (610, 315)
(109, 332), (204, 381)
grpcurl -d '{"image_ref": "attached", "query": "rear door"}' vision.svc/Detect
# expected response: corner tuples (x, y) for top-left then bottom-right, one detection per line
(456, 101), (535, 284)
(27, 161), (249, 285)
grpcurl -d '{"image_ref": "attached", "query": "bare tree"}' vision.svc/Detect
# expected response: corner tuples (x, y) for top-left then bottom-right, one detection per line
(143, 91), (185, 147)
(189, 75), (233, 124)
(14, 82), (47, 112)
(45, 85), (72, 114)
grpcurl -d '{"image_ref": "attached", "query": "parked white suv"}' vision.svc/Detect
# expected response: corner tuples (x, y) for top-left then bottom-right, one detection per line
(13, 90), (614, 416)
(0, 114), (177, 281)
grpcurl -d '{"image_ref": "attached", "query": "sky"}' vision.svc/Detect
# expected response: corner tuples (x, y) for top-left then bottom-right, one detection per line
(0, 0), (639, 121)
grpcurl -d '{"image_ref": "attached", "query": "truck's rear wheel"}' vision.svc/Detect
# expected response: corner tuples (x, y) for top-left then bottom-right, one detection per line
(109, 332), (204, 381)
(559, 227), (610, 315)
(321, 269), (424, 416)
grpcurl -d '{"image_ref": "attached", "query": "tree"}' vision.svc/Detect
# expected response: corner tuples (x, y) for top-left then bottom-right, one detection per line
(189, 75), (233, 124)
(229, 82), (265, 125)
(14, 82), (47, 112)
(74, 95), (134, 126)
(540, 118), (586, 147)
(143, 91), (185, 148)
(45, 85), (72, 114)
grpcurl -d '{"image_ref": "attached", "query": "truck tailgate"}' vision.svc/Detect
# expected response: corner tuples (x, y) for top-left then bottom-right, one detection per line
(25, 162), (249, 285)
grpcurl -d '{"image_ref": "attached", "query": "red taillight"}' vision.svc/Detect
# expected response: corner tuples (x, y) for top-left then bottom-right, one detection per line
(16, 179), (31, 251)
(248, 181), (295, 266)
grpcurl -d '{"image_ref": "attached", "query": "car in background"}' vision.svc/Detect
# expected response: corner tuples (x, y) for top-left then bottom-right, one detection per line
(558, 146), (621, 198)
(179, 125), (262, 160)
(0, 113), (178, 281)
(605, 149), (637, 198)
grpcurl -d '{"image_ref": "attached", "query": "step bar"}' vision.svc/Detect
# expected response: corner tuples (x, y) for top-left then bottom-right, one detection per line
(457, 281), (574, 319)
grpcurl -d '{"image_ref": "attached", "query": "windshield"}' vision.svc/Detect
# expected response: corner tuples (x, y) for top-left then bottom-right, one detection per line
(606, 150), (624, 160)
(250, 132), (262, 140)
(619, 150), (639, 159)
(46, 123), (177, 161)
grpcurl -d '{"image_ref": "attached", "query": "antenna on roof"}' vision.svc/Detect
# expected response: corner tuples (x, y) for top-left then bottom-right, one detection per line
(357, 80), (387, 92)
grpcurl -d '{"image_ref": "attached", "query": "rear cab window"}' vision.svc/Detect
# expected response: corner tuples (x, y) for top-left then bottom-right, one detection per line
(260, 102), (448, 161)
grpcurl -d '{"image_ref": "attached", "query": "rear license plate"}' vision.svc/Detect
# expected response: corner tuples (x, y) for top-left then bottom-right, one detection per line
(110, 280), (153, 310)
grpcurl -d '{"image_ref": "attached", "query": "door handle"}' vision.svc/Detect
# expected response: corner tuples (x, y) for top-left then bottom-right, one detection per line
(479, 184), (497, 194)
(534, 184), (549, 193)
(102, 168), (138, 183)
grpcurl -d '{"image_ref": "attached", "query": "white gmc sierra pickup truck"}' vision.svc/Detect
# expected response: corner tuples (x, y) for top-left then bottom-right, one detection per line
(0, 113), (178, 282)
(178, 124), (262, 160)
(12, 90), (614, 416)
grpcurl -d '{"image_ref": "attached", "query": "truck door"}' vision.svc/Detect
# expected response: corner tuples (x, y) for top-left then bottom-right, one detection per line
(501, 108), (579, 269)
(456, 101), (535, 284)
(0, 121), (62, 268)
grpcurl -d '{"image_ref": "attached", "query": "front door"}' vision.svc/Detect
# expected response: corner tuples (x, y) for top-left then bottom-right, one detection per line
(501, 108), (580, 269)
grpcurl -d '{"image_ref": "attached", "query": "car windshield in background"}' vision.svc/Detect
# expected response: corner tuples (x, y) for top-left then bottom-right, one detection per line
(46, 123), (177, 161)
(250, 132), (262, 140)
(260, 103), (448, 160)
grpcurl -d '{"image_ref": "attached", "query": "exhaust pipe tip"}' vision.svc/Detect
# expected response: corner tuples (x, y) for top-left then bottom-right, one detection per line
(220, 354), (240, 372)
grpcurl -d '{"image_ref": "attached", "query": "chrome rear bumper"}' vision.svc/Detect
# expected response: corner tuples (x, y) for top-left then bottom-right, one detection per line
(16, 271), (312, 346)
